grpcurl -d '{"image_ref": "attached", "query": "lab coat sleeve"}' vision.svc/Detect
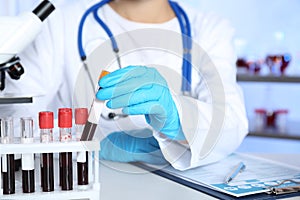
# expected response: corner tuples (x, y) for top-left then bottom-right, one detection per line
(153, 13), (249, 170)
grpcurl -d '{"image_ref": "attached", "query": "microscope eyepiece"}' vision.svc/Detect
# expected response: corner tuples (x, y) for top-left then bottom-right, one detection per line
(33, 0), (55, 22)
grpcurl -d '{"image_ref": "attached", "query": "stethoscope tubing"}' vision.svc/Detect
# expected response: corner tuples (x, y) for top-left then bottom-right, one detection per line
(78, 0), (111, 61)
(169, 1), (192, 92)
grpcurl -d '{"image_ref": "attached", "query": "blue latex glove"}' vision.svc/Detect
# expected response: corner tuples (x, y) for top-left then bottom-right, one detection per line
(97, 66), (185, 140)
(99, 130), (168, 165)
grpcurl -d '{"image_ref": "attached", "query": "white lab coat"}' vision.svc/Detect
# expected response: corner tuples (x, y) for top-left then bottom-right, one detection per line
(0, 0), (248, 170)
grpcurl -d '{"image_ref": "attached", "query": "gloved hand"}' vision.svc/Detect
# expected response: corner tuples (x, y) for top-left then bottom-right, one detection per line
(96, 65), (185, 140)
(99, 130), (168, 165)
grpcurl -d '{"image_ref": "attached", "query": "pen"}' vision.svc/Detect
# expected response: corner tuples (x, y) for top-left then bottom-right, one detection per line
(224, 162), (246, 184)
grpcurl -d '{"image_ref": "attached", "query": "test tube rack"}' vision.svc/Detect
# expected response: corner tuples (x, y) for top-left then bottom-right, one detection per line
(0, 140), (100, 200)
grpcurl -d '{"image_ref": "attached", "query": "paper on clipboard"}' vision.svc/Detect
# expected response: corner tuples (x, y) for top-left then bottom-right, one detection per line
(154, 153), (300, 197)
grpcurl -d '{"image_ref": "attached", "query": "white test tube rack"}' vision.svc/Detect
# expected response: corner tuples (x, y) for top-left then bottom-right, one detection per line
(0, 140), (100, 200)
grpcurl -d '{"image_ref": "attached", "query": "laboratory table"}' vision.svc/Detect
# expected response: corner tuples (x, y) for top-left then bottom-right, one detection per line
(99, 136), (300, 200)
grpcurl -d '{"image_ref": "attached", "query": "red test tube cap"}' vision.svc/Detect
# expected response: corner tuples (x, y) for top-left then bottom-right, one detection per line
(39, 111), (54, 129)
(75, 108), (88, 125)
(58, 108), (72, 128)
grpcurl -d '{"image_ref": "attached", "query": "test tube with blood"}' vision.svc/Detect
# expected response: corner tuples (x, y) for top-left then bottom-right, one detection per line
(58, 108), (73, 191)
(20, 117), (35, 193)
(0, 117), (15, 195)
(75, 108), (89, 187)
(39, 111), (54, 192)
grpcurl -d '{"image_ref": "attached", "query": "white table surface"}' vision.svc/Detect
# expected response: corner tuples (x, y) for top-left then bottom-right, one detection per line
(99, 136), (300, 200)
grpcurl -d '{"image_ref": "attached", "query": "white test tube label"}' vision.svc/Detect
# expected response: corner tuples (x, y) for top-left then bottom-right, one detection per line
(21, 138), (35, 170)
(77, 152), (86, 163)
(1, 137), (9, 172)
(21, 154), (35, 170)
(1, 156), (8, 172)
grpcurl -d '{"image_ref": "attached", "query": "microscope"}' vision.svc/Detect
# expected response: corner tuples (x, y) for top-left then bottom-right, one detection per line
(0, 0), (55, 91)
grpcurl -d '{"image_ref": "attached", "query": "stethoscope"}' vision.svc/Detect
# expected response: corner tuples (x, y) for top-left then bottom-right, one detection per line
(78, 0), (192, 120)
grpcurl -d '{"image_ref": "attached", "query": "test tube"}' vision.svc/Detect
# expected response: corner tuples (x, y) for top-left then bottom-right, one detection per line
(20, 117), (35, 193)
(75, 108), (89, 187)
(39, 111), (54, 192)
(58, 108), (73, 191)
(1, 117), (15, 195)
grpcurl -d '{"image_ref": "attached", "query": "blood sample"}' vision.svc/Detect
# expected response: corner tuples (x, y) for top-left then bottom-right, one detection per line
(75, 108), (89, 187)
(20, 117), (35, 193)
(39, 111), (54, 192)
(0, 117), (15, 195)
(58, 108), (73, 191)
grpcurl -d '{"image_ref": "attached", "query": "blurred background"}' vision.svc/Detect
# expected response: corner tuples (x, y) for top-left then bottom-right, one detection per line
(1, 0), (300, 141)
(193, 0), (300, 141)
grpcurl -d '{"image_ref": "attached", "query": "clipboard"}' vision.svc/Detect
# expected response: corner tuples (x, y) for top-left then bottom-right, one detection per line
(133, 153), (300, 200)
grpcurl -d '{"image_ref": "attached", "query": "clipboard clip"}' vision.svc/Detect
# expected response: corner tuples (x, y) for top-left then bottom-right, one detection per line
(266, 179), (300, 195)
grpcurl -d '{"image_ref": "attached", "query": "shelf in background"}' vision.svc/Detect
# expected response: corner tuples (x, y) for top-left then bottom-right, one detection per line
(237, 74), (300, 83)
(248, 120), (300, 140)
